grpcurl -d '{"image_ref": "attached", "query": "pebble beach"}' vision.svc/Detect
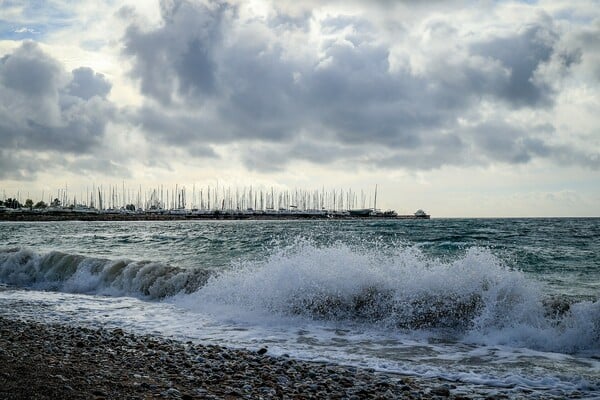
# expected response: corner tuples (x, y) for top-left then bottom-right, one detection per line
(0, 316), (497, 400)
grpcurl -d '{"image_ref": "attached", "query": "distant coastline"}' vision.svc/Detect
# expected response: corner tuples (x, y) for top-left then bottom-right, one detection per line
(0, 208), (430, 222)
(0, 184), (433, 222)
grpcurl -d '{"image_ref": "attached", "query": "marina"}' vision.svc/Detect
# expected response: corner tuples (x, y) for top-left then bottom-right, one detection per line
(0, 185), (430, 220)
(0, 206), (430, 221)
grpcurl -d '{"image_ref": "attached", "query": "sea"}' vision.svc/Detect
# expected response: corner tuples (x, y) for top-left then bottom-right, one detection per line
(0, 218), (598, 398)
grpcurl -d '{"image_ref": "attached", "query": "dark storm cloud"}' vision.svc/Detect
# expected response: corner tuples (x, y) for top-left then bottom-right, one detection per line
(0, 149), (38, 180)
(68, 156), (131, 177)
(122, 0), (226, 105)
(372, 134), (468, 170)
(0, 148), (129, 181)
(241, 139), (366, 172)
(470, 121), (545, 164)
(66, 67), (112, 100)
(466, 120), (598, 169)
(470, 24), (557, 107)
(122, 0), (593, 171)
(0, 41), (118, 177)
(0, 41), (63, 96)
(573, 24), (600, 81)
(136, 105), (227, 146)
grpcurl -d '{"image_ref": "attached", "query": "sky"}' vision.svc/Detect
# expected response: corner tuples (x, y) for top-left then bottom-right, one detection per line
(0, 0), (598, 217)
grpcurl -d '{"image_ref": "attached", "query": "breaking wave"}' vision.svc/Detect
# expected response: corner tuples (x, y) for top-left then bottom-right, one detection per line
(181, 240), (599, 354)
(1, 241), (598, 353)
(0, 247), (208, 299)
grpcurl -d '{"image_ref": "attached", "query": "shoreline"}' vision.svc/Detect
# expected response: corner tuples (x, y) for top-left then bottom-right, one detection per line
(0, 316), (493, 399)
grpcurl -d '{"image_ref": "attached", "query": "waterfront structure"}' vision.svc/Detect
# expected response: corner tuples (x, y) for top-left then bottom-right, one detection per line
(0, 185), (430, 220)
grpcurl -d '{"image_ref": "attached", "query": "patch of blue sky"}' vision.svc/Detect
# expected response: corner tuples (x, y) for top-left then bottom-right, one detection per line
(1, 0), (76, 31)
(0, 20), (70, 40)
(18, 0), (75, 21)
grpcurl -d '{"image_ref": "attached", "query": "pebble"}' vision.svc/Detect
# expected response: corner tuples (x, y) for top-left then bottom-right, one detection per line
(431, 386), (451, 397)
(162, 388), (181, 397)
(0, 316), (502, 400)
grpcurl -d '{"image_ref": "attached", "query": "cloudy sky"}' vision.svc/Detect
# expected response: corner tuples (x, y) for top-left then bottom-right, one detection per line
(0, 0), (598, 216)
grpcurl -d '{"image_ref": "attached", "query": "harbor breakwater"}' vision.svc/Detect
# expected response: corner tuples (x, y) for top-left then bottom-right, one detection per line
(0, 209), (430, 222)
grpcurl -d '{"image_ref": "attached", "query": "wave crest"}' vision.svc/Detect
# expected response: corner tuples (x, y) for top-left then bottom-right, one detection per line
(0, 247), (208, 299)
(184, 240), (599, 353)
(1, 242), (597, 353)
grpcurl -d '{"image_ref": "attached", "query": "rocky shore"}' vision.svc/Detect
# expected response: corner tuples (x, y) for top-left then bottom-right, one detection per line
(0, 317), (492, 399)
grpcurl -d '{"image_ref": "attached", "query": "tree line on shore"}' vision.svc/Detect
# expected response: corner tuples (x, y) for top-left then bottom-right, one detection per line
(0, 197), (139, 212)
(1, 198), (66, 210)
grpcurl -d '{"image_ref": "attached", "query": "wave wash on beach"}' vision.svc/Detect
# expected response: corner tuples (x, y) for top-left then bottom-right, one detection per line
(1, 242), (598, 355)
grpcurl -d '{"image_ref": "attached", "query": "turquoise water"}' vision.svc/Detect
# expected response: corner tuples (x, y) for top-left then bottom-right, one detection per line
(1, 218), (598, 296)
(0, 218), (598, 397)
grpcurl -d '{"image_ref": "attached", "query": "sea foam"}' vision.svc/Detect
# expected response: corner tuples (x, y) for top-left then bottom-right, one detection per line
(1, 242), (598, 354)
(178, 239), (599, 354)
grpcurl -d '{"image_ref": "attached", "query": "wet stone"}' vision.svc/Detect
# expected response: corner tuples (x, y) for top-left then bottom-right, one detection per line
(431, 386), (451, 397)
(0, 316), (494, 400)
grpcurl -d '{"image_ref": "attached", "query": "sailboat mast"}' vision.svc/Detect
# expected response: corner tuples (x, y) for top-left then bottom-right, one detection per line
(374, 184), (378, 211)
